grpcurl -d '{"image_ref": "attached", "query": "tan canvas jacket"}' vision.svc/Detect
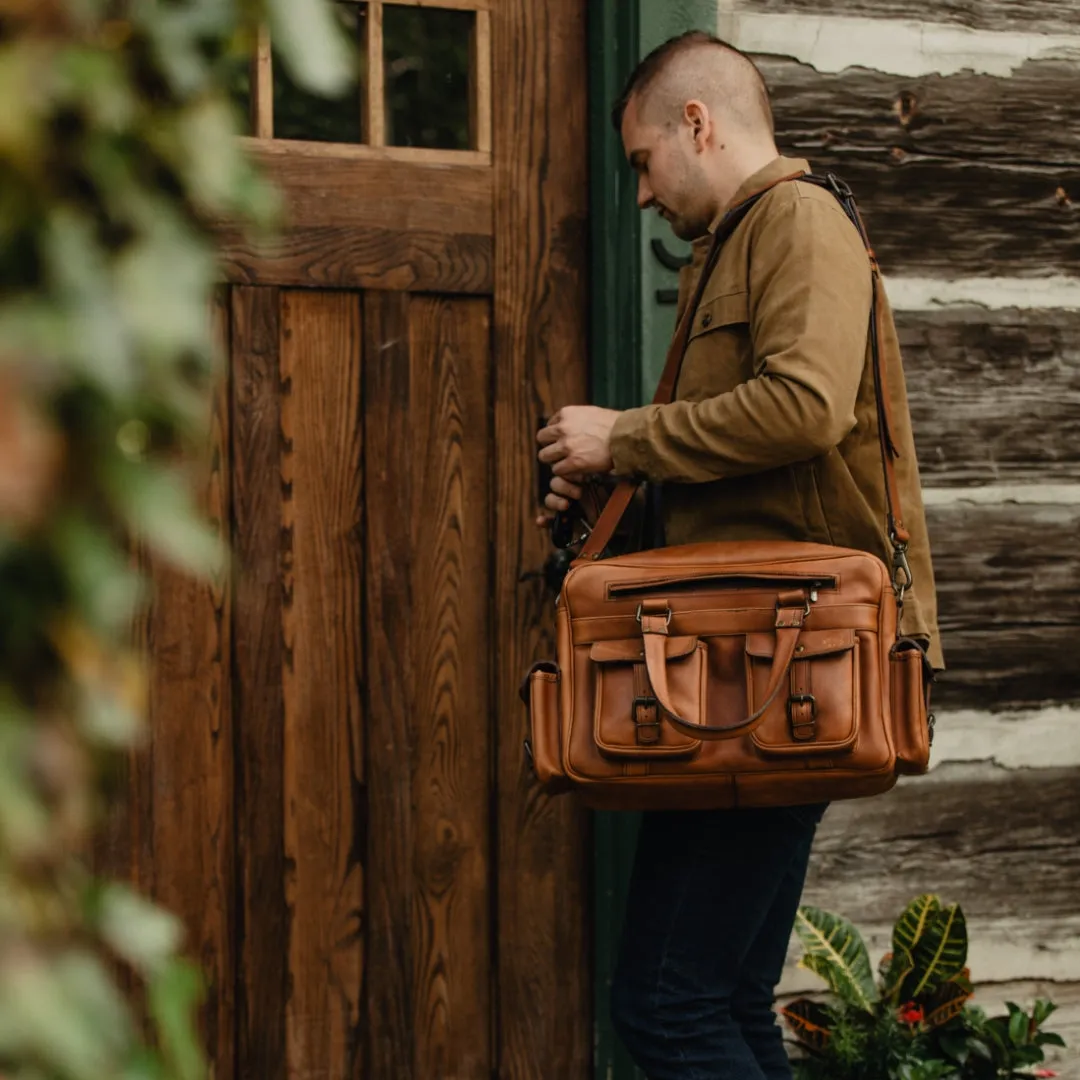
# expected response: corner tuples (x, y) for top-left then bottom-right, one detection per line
(609, 156), (943, 669)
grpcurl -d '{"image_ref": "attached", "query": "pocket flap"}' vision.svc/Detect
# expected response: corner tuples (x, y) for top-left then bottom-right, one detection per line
(689, 290), (749, 339)
(590, 635), (699, 664)
(745, 628), (855, 660)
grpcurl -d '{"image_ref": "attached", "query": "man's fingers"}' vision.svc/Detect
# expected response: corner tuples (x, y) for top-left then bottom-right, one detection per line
(550, 476), (583, 500)
(544, 493), (572, 513)
(537, 442), (565, 464)
(536, 418), (564, 446)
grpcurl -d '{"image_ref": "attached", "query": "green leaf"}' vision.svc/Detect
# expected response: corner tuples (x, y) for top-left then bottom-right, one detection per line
(266, 0), (354, 97)
(1036, 1032), (1067, 1048)
(923, 979), (972, 1030)
(98, 884), (185, 977)
(148, 960), (207, 1080)
(780, 998), (834, 1052)
(882, 946), (914, 1005)
(902, 905), (968, 1001)
(893, 894), (941, 959)
(1007, 1004), (1029, 1046)
(795, 906), (877, 1012)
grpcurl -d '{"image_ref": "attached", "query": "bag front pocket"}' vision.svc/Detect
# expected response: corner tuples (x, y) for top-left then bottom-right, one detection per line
(746, 629), (859, 757)
(592, 636), (705, 759)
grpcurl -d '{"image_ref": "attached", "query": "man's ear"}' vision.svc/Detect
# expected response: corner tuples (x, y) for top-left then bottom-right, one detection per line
(683, 99), (712, 152)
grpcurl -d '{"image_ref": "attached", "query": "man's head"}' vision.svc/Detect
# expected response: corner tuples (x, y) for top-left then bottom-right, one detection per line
(613, 32), (778, 240)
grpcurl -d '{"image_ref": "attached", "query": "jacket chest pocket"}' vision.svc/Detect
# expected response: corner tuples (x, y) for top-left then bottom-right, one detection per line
(677, 290), (752, 400)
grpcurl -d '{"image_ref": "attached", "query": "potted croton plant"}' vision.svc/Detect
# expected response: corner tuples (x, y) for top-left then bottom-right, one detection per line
(783, 894), (1067, 1080)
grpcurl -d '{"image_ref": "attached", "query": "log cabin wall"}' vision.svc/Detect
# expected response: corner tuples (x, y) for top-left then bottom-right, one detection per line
(716, 1), (1080, 1072)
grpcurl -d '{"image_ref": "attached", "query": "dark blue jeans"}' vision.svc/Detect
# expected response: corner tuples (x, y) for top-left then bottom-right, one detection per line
(611, 803), (827, 1080)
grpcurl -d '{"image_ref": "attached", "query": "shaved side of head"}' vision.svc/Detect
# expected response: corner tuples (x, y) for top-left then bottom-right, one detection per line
(612, 31), (774, 139)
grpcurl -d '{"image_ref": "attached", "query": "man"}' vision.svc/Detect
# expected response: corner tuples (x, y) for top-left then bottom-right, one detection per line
(536, 31), (942, 1080)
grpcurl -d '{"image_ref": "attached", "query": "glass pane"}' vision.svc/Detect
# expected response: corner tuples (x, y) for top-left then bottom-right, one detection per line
(273, 4), (364, 144)
(384, 6), (472, 151)
(222, 52), (253, 136)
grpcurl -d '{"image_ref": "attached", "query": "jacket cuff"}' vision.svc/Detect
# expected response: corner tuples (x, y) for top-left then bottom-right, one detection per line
(610, 406), (659, 478)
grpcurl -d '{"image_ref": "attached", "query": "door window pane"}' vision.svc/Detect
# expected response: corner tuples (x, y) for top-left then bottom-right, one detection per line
(273, 4), (364, 144)
(384, 6), (472, 151)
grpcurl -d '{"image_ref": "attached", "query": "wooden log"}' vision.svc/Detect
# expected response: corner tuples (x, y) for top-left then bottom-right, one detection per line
(899, 309), (1080, 486)
(799, 763), (1080, 926)
(756, 56), (1080, 278)
(928, 500), (1080, 709)
(364, 290), (494, 1078)
(230, 286), (288, 1080)
(733, 0), (1080, 36)
(278, 291), (365, 1080)
(492, 0), (592, 1076)
(218, 147), (493, 294)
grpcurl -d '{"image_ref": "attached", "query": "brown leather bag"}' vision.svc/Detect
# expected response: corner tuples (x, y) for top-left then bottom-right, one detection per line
(523, 173), (934, 810)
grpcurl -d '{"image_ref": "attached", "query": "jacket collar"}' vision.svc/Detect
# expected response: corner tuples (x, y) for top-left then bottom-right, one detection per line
(685, 156), (810, 269)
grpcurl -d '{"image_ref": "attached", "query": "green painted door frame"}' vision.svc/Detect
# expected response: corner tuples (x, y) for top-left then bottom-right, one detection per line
(588, 2), (718, 1076)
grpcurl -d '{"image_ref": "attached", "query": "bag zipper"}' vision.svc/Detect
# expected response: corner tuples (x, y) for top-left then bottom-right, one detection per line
(607, 574), (837, 600)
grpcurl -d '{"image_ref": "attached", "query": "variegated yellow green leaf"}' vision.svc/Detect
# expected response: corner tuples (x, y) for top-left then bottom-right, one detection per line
(924, 978), (973, 1029)
(781, 998), (833, 1052)
(892, 894), (941, 958)
(903, 904), (968, 1000)
(882, 946), (914, 1006)
(795, 906), (877, 1013)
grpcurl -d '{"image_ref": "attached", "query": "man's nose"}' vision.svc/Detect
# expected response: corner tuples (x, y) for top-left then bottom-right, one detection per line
(637, 175), (654, 210)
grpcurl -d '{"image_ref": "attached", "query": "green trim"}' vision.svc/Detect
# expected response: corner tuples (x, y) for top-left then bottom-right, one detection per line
(589, 3), (643, 1078)
(589, 0), (641, 412)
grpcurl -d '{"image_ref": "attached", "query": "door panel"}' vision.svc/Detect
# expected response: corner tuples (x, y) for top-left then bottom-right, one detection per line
(112, 1), (590, 1077)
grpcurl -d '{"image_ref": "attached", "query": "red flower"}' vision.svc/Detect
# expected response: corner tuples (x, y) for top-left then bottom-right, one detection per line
(1032, 1070), (1058, 1078)
(898, 1002), (924, 1025)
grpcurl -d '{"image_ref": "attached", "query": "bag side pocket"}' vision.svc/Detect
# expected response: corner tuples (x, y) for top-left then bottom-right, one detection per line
(522, 662), (570, 791)
(890, 639), (933, 776)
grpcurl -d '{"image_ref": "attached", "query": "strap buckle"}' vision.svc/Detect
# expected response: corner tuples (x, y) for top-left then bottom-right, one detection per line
(825, 173), (854, 201)
(787, 693), (817, 741)
(636, 604), (672, 628)
(632, 696), (661, 744)
(891, 542), (914, 604)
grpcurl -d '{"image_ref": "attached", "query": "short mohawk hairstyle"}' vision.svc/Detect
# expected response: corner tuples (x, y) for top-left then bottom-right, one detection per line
(610, 30), (771, 133)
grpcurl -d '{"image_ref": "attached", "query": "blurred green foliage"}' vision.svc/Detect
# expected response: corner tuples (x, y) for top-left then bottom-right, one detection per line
(0, 1), (351, 1078)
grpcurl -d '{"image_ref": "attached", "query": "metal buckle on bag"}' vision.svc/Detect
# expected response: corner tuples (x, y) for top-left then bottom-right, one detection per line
(632, 696), (661, 744)
(635, 604), (672, 627)
(788, 693), (817, 741)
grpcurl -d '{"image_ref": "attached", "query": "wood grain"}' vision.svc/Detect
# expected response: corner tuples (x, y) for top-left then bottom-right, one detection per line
(759, 56), (1080, 277)
(802, 763), (1080, 925)
(899, 309), (1080, 486)
(230, 286), (288, 1080)
(364, 290), (494, 1079)
(928, 500), (1080, 709)
(365, 1), (385, 147)
(218, 223), (492, 294)
(218, 147), (493, 294)
(142, 291), (235, 1073)
(492, 1), (592, 1077)
(279, 291), (365, 1080)
(735, 0), (1080, 36)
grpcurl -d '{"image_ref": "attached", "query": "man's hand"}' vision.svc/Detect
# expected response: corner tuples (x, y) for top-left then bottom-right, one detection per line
(537, 406), (619, 477)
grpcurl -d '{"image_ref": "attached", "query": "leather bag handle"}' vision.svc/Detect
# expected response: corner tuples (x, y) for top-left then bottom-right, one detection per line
(576, 171), (913, 600)
(639, 593), (808, 740)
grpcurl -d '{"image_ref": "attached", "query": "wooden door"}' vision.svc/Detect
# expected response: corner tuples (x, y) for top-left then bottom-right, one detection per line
(100, 3), (592, 1078)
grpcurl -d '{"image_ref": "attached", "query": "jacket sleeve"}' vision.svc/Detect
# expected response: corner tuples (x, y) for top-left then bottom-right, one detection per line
(609, 195), (873, 483)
